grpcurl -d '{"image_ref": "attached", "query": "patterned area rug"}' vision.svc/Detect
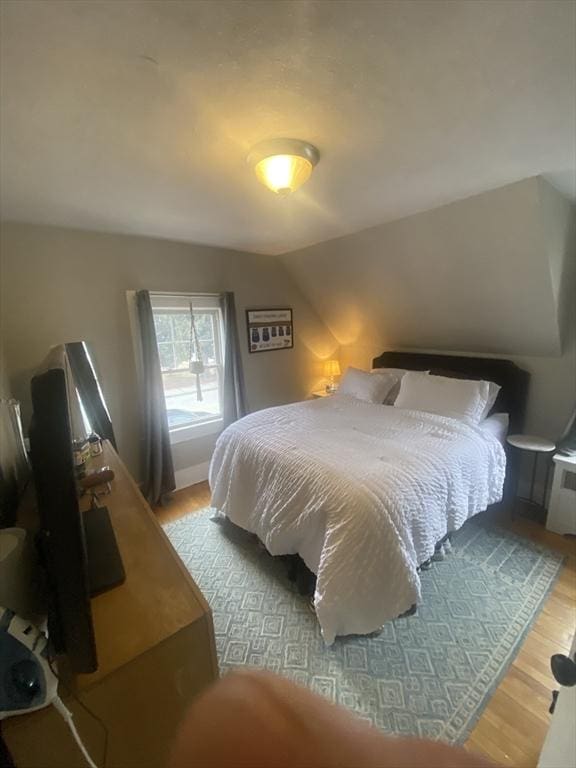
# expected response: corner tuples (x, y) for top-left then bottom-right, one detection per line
(164, 510), (562, 743)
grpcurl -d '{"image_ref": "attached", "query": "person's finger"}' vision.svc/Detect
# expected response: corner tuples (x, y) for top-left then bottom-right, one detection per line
(170, 670), (494, 768)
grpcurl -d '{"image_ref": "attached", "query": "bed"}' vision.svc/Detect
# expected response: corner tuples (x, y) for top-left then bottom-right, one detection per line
(209, 352), (529, 644)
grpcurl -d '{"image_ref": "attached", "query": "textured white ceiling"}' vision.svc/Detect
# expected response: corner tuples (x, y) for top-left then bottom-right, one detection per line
(1, 0), (575, 255)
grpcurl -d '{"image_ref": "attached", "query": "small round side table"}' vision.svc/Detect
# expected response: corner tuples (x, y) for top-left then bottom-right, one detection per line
(506, 434), (556, 521)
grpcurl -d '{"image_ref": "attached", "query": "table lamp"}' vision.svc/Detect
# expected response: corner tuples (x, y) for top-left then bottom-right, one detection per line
(323, 359), (341, 393)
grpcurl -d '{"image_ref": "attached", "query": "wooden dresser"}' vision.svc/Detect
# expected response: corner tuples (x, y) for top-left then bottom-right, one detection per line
(3, 442), (218, 767)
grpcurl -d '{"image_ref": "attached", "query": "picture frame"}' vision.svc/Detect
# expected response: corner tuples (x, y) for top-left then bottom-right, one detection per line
(246, 308), (293, 353)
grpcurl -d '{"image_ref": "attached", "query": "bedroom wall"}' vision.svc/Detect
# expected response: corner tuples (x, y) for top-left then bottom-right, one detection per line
(0, 345), (11, 400)
(281, 177), (576, 441)
(0, 223), (336, 480)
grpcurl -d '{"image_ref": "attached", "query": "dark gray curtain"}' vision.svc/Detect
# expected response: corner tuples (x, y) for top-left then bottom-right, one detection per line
(135, 290), (176, 506)
(66, 341), (117, 449)
(220, 292), (247, 427)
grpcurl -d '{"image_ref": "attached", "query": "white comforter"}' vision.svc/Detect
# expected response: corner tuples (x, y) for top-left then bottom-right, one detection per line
(209, 395), (506, 644)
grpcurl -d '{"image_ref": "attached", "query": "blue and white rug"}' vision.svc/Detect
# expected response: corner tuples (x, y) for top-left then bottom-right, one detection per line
(164, 509), (562, 743)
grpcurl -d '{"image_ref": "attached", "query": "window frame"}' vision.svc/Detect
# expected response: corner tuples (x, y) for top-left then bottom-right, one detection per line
(150, 293), (225, 443)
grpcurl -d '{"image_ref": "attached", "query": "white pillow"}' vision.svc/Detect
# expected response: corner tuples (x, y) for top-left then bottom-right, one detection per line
(480, 413), (509, 444)
(338, 367), (396, 404)
(370, 368), (430, 405)
(394, 371), (492, 424)
(480, 381), (501, 420)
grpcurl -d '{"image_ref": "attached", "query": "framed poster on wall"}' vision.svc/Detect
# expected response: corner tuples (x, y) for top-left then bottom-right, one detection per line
(246, 308), (293, 353)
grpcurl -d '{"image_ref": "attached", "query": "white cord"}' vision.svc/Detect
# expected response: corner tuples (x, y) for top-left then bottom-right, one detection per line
(52, 695), (99, 768)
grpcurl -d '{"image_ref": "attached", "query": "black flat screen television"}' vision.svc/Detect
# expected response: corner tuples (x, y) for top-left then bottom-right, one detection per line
(29, 366), (125, 673)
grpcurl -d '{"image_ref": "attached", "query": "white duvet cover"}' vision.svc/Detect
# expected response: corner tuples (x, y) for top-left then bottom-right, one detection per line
(209, 395), (506, 644)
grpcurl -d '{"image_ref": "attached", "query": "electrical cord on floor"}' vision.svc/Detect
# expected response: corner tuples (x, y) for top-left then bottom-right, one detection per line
(47, 656), (108, 768)
(52, 696), (99, 768)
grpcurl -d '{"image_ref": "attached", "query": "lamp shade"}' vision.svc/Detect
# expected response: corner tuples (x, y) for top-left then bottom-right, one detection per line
(255, 154), (313, 196)
(323, 359), (341, 378)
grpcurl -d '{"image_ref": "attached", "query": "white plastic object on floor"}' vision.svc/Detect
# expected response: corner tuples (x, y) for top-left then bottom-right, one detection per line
(538, 634), (576, 768)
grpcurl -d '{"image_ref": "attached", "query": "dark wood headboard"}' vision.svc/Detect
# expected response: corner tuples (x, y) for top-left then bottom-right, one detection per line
(371, 351), (530, 433)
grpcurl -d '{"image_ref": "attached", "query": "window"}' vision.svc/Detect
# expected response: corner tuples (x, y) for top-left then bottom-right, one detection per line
(150, 294), (224, 438)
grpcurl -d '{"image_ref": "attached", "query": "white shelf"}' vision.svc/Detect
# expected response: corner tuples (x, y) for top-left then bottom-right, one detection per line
(546, 452), (576, 535)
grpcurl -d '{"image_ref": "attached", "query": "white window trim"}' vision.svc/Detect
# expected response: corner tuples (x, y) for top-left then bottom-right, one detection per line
(169, 417), (223, 445)
(150, 292), (225, 444)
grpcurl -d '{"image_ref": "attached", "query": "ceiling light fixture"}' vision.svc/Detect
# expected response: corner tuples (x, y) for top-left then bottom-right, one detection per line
(247, 138), (320, 196)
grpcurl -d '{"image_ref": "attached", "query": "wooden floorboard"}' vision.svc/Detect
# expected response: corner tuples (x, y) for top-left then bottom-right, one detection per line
(156, 484), (576, 767)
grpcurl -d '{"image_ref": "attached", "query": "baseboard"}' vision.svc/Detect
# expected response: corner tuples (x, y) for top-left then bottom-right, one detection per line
(174, 461), (210, 491)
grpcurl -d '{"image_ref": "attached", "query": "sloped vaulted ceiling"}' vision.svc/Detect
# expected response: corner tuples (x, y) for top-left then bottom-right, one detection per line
(281, 177), (576, 361)
(1, 2), (574, 364)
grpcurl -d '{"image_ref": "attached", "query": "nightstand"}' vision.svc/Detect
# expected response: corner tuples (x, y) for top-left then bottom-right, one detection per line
(311, 389), (335, 398)
(506, 434), (556, 522)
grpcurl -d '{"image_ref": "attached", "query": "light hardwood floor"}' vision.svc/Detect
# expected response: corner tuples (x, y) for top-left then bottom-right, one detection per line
(156, 485), (576, 767)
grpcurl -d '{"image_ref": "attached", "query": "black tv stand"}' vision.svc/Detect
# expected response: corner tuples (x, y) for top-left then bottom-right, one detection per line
(83, 505), (126, 596)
